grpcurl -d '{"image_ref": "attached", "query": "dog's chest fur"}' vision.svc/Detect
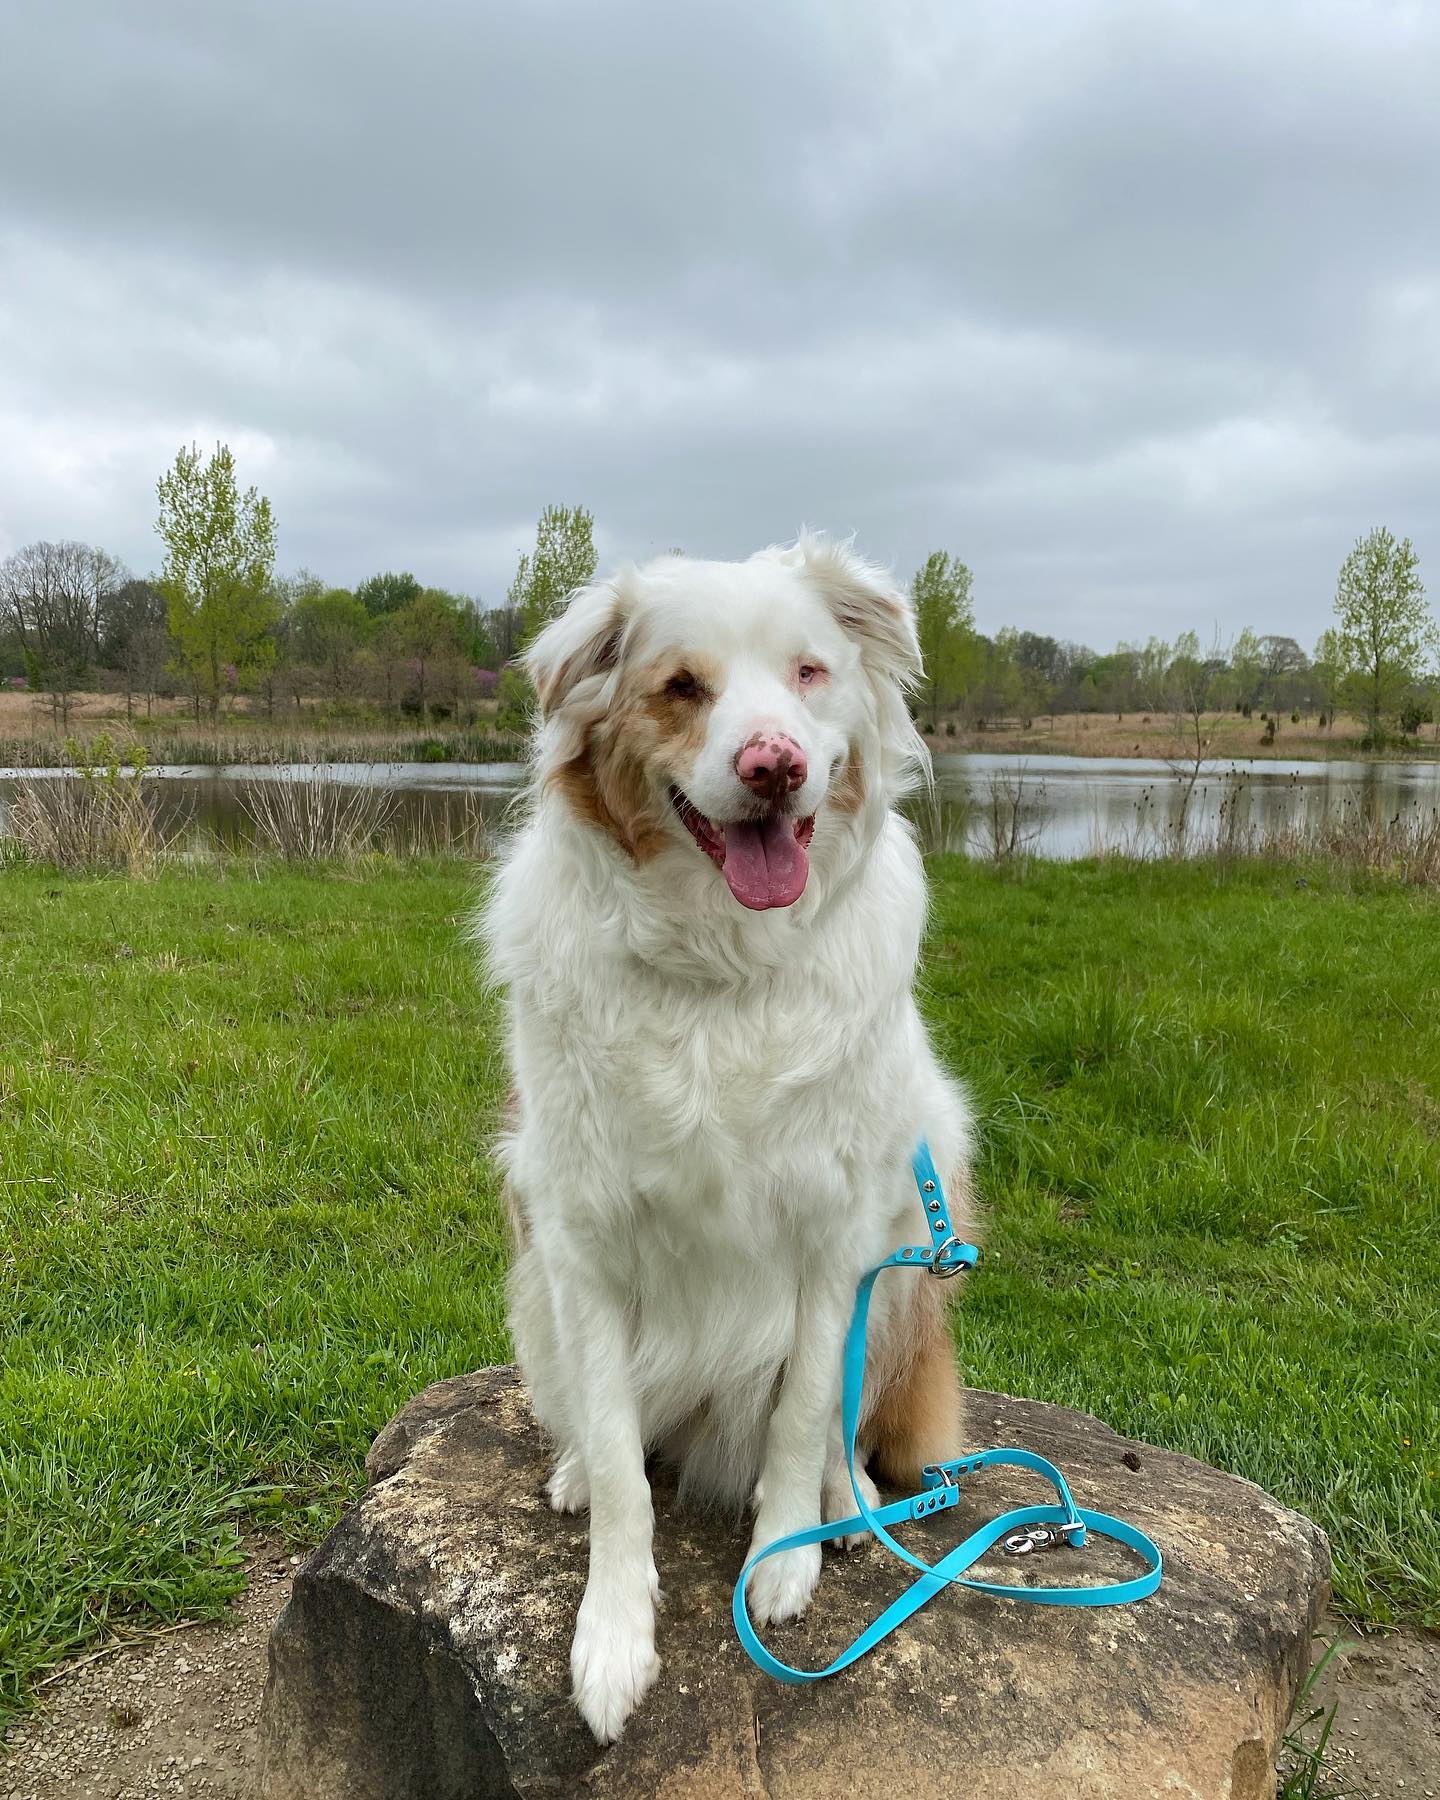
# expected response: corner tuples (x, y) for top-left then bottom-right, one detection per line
(493, 809), (931, 1277)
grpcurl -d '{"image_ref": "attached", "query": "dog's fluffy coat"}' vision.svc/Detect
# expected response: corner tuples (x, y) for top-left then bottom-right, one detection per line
(484, 537), (976, 1741)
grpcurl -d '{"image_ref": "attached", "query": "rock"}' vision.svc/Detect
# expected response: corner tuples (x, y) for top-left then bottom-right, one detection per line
(259, 1366), (1329, 1800)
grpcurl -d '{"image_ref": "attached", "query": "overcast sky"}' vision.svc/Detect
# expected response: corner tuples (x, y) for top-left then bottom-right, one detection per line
(2, 0), (1437, 649)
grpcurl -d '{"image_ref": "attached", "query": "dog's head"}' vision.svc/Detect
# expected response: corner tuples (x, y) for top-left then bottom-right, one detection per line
(526, 536), (925, 912)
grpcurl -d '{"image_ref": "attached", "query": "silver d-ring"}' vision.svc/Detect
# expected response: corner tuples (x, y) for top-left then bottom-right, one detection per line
(929, 1235), (967, 1279)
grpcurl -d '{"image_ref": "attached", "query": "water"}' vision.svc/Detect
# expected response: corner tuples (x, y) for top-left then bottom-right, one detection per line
(929, 751), (1440, 857)
(2, 754), (1438, 860)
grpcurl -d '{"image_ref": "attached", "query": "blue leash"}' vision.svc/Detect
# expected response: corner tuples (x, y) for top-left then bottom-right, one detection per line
(732, 1141), (1163, 1683)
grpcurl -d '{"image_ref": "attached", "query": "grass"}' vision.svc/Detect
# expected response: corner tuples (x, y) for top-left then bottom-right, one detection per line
(0, 856), (1436, 1731)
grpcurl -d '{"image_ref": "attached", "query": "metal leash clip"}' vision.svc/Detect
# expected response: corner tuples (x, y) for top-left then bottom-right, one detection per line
(1003, 1520), (1086, 1556)
(929, 1234), (973, 1280)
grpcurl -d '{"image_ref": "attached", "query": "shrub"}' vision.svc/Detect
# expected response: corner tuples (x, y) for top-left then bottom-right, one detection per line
(8, 736), (159, 873)
(495, 668), (534, 737)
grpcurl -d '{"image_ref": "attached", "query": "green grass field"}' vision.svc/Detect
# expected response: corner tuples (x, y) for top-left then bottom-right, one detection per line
(1, 856), (1436, 1723)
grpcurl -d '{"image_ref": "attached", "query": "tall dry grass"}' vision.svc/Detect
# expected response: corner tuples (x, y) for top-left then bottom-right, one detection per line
(6, 738), (162, 873)
(1092, 765), (1440, 886)
(236, 769), (404, 862)
(0, 717), (525, 771)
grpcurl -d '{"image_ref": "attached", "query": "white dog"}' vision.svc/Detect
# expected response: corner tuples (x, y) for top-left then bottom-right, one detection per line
(483, 536), (976, 1742)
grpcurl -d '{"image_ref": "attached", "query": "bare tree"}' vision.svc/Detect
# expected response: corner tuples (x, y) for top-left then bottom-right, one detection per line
(1163, 630), (1229, 841)
(0, 540), (126, 726)
(99, 577), (170, 719)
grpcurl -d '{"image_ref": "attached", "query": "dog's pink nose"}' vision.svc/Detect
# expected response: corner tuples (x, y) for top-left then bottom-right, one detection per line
(734, 733), (808, 800)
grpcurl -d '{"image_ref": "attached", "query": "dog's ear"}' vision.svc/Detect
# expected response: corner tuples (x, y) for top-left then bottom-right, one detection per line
(525, 578), (627, 719)
(793, 535), (928, 801)
(797, 536), (922, 690)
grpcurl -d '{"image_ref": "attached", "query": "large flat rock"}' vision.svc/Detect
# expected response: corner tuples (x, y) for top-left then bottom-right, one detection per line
(259, 1366), (1329, 1800)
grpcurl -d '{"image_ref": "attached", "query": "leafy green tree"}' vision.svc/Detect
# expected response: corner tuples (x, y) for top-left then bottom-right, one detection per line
(1311, 628), (1344, 727)
(495, 665), (534, 735)
(395, 590), (466, 720)
(995, 627), (1054, 725)
(355, 571), (423, 617)
(1085, 649), (1139, 720)
(1332, 528), (1434, 743)
(1227, 628), (1264, 712)
(513, 504), (598, 647)
(910, 551), (976, 727)
(1130, 637), (1173, 714)
(293, 588), (370, 700)
(155, 443), (278, 721)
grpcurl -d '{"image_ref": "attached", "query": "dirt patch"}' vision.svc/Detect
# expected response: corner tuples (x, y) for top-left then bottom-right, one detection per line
(1285, 1622), (1440, 1798)
(0, 1540), (294, 1800)
(3, 1562), (1436, 1800)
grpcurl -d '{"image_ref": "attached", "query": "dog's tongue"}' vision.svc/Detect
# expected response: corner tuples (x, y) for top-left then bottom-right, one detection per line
(721, 815), (809, 910)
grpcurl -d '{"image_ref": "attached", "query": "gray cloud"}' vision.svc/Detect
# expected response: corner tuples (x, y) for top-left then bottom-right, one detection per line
(2, 0), (1438, 649)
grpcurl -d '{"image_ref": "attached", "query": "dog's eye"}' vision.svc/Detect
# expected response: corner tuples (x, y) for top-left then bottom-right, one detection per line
(797, 663), (825, 687)
(665, 670), (703, 701)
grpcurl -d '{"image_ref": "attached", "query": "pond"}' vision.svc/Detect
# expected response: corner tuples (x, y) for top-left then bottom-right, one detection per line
(2, 753), (1438, 860)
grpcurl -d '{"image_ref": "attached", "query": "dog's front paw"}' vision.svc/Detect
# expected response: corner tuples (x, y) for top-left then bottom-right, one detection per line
(823, 1462), (881, 1552)
(546, 1450), (590, 1514)
(744, 1539), (822, 1625)
(570, 1576), (660, 1744)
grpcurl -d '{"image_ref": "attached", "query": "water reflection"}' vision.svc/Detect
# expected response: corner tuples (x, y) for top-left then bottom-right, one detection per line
(2, 753), (1438, 860)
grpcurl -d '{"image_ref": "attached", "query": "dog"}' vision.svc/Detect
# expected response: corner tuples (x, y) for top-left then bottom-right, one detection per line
(483, 535), (977, 1742)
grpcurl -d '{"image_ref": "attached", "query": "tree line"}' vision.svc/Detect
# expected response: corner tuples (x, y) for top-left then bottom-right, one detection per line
(1, 442), (1435, 746)
(902, 532), (1435, 746)
(0, 444), (598, 731)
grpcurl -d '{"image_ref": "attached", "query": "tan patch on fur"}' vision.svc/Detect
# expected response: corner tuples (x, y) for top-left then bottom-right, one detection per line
(859, 1159), (977, 1483)
(859, 1279), (964, 1484)
(534, 626), (621, 717)
(503, 1179), (530, 1250)
(830, 743), (866, 814)
(548, 651), (722, 864)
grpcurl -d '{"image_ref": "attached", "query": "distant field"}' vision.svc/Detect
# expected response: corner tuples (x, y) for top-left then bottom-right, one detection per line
(0, 856), (1436, 1725)
(0, 689), (522, 767)
(925, 707), (1440, 763)
(4, 688), (1440, 766)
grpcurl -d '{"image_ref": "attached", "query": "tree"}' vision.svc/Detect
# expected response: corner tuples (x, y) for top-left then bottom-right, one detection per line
(487, 603), (525, 666)
(1130, 637), (1173, 714)
(355, 571), (423, 617)
(99, 576), (170, 719)
(293, 588), (370, 701)
(1331, 528), (1434, 744)
(513, 505), (598, 647)
(1257, 634), (1308, 711)
(999, 627), (1057, 726)
(0, 540), (126, 725)
(156, 443), (278, 721)
(394, 590), (465, 720)
(910, 551), (975, 727)
(1311, 629), (1344, 727)
(1086, 649), (1139, 720)
(1227, 628), (1264, 713)
(1163, 630), (1229, 837)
